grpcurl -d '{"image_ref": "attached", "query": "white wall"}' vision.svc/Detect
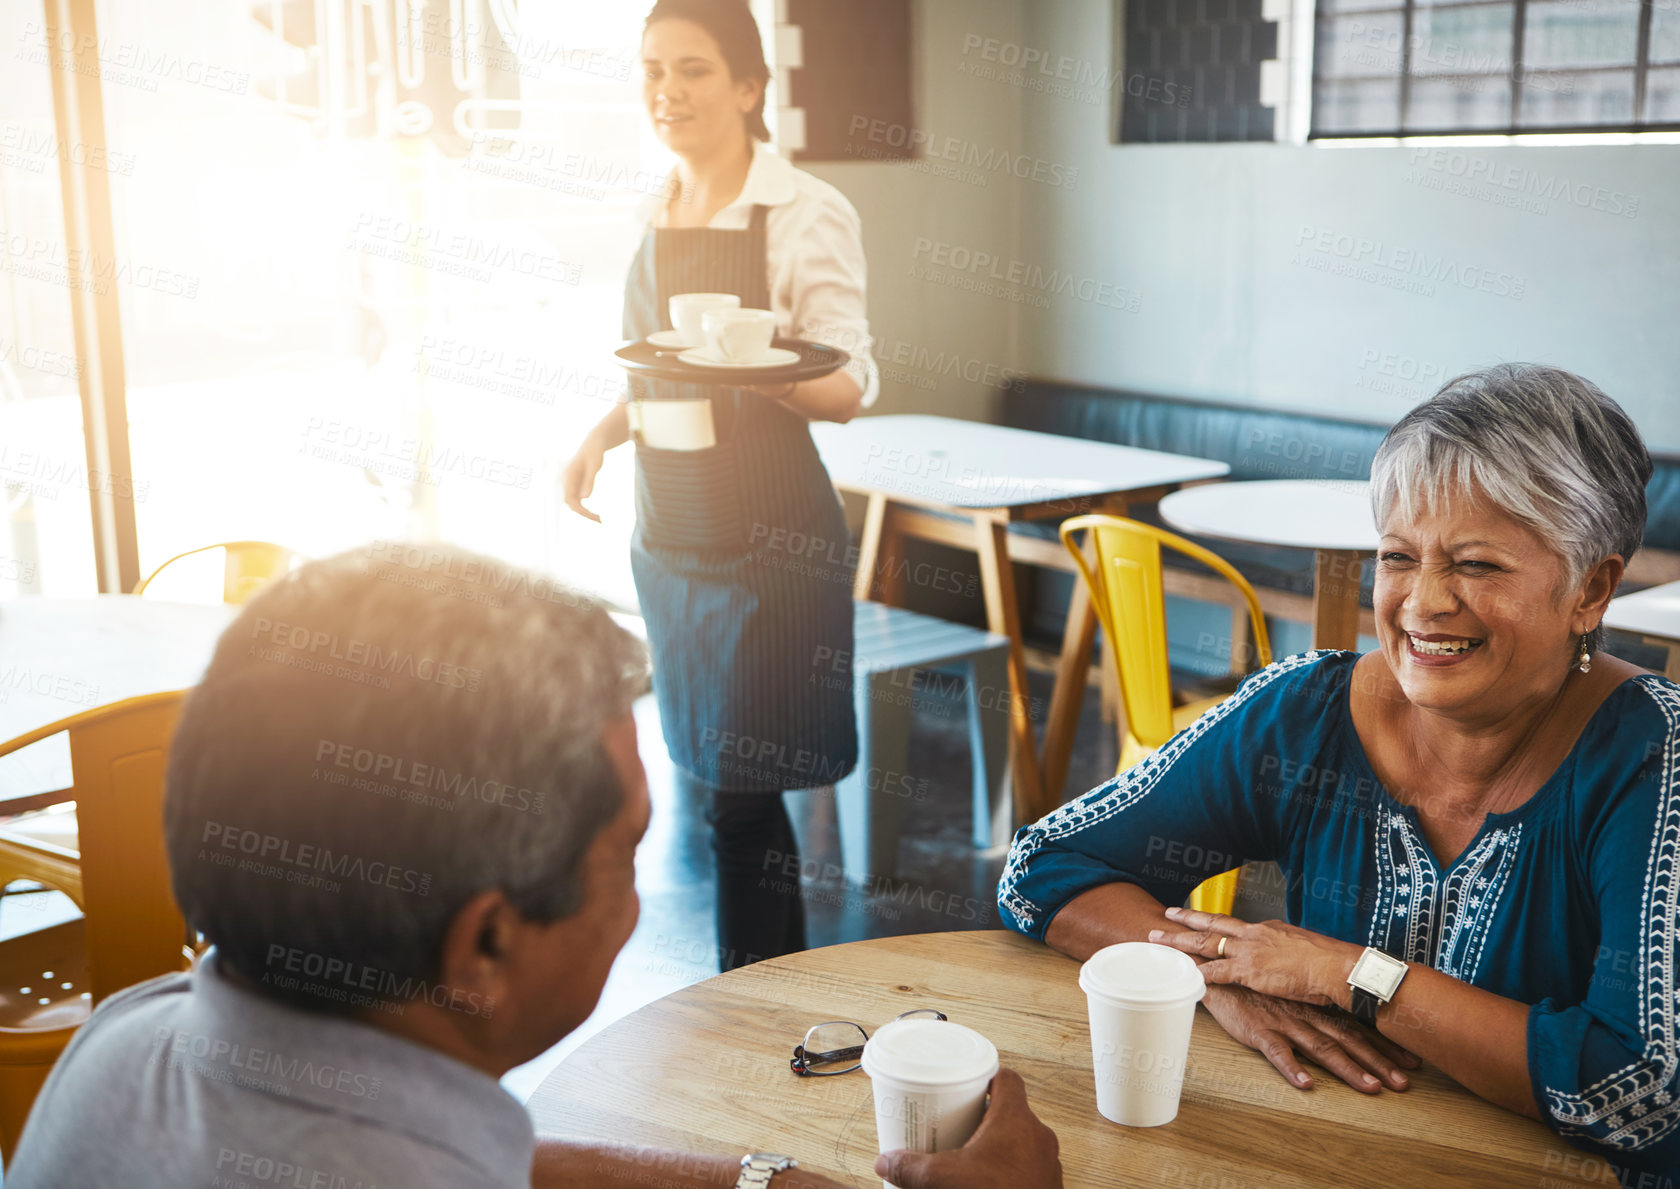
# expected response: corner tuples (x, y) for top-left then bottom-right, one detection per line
(1014, 0), (1680, 448)
(794, 0), (1680, 445)
(800, 0), (1028, 421)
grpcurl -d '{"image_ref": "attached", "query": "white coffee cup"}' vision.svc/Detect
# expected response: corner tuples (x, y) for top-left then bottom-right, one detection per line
(702, 307), (777, 363)
(668, 292), (740, 348)
(1079, 942), (1205, 1127)
(862, 1019), (998, 1189)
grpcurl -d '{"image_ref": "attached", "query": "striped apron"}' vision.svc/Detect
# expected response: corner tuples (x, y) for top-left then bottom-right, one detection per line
(622, 204), (857, 793)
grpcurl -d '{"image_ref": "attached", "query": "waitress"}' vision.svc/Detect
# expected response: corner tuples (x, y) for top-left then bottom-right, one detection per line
(562, 0), (876, 970)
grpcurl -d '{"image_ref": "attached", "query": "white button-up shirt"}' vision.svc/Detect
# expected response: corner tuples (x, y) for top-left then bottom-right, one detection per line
(647, 142), (878, 406)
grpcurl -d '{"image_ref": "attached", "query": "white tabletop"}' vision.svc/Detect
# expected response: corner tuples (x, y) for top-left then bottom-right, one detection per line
(0, 596), (235, 744)
(811, 414), (1229, 510)
(1159, 479), (1379, 552)
(1604, 580), (1680, 642)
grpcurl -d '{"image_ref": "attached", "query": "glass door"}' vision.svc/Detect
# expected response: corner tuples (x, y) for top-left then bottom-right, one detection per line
(1, 2), (102, 598)
(93, 0), (673, 605)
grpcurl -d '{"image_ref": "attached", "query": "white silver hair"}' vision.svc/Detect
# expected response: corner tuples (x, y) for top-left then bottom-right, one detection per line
(1370, 363), (1651, 654)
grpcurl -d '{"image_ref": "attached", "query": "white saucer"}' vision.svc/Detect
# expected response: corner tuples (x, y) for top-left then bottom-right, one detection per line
(646, 330), (697, 349)
(678, 346), (802, 369)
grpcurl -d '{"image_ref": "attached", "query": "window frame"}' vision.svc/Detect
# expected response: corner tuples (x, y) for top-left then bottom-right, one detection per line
(1307, 0), (1679, 139)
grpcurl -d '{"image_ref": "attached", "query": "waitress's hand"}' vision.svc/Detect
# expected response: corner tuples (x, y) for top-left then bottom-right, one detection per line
(561, 437), (606, 523)
(749, 375), (863, 424)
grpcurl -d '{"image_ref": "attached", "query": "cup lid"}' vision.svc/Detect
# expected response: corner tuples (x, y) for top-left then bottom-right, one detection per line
(1079, 942), (1206, 1006)
(861, 1019), (999, 1088)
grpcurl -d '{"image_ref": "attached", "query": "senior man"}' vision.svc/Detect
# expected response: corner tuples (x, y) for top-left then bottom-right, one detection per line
(8, 545), (1060, 1189)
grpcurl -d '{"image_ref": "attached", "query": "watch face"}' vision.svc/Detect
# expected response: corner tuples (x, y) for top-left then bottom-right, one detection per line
(744, 1154), (796, 1172)
(1351, 949), (1408, 999)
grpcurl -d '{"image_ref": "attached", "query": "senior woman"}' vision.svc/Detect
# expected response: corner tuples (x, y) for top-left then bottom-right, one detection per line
(999, 364), (1678, 1171)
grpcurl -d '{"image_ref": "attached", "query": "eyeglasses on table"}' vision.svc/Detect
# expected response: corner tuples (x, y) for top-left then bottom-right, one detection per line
(789, 1009), (948, 1076)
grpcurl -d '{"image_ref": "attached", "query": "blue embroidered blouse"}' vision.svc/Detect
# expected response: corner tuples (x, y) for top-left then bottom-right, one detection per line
(998, 650), (1680, 1171)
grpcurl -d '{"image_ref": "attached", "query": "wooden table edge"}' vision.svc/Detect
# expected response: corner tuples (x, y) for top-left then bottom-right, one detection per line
(529, 931), (1590, 1188)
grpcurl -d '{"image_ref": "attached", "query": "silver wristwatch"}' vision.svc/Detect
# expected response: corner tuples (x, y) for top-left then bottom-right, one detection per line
(1347, 946), (1409, 1026)
(736, 1153), (797, 1189)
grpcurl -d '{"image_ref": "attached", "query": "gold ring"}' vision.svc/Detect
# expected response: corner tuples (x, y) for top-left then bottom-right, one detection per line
(1216, 936), (1228, 958)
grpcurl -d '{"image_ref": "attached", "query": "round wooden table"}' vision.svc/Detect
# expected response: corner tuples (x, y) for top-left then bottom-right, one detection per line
(528, 931), (1596, 1188)
(1158, 480), (1378, 652)
(0, 597), (235, 792)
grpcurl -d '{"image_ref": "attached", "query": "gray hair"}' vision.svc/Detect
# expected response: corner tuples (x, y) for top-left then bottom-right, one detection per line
(165, 543), (650, 1012)
(1371, 364), (1651, 656)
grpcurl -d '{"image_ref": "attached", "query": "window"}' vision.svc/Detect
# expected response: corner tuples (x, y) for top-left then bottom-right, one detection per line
(10, 0), (796, 603)
(1312, 0), (1680, 137)
(1, 2), (101, 596)
(81, 0), (671, 607)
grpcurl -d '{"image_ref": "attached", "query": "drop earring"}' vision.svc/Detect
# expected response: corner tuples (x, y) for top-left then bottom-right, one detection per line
(1576, 633), (1592, 674)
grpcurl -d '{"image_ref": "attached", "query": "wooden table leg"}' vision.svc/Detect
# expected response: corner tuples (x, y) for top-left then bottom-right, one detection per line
(1098, 643), (1119, 723)
(1229, 605), (1253, 674)
(973, 516), (1046, 826)
(1658, 640), (1680, 684)
(1312, 549), (1365, 651)
(1042, 500), (1135, 811)
(853, 494), (887, 602)
(1040, 561), (1097, 809)
(853, 494), (907, 605)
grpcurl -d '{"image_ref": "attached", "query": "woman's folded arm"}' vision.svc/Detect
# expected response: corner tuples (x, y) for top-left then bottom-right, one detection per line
(998, 653), (1329, 941)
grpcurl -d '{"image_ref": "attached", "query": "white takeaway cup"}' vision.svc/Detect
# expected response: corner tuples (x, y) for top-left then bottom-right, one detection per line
(702, 307), (778, 363)
(1079, 942), (1206, 1127)
(862, 1018), (999, 1189)
(668, 292), (739, 347)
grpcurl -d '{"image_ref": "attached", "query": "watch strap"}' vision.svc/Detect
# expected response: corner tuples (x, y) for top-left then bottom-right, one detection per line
(737, 1154), (797, 1189)
(1349, 982), (1381, 1026)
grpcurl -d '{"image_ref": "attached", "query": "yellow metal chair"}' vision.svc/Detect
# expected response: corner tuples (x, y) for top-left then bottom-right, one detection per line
(1060, 515), (1273, 916)
(0, 692), (193, 1164)
(133, 540), (300, 605)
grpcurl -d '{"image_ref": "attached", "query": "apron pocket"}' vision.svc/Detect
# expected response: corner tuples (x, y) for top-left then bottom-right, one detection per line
(635, 440), (747, 553)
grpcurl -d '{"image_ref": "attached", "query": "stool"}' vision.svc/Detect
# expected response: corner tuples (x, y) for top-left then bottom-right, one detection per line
(835, 601), (1013, 885)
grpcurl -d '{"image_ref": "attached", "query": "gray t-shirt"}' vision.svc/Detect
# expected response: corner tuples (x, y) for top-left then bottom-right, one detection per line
(7, 951), (535, 1188)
